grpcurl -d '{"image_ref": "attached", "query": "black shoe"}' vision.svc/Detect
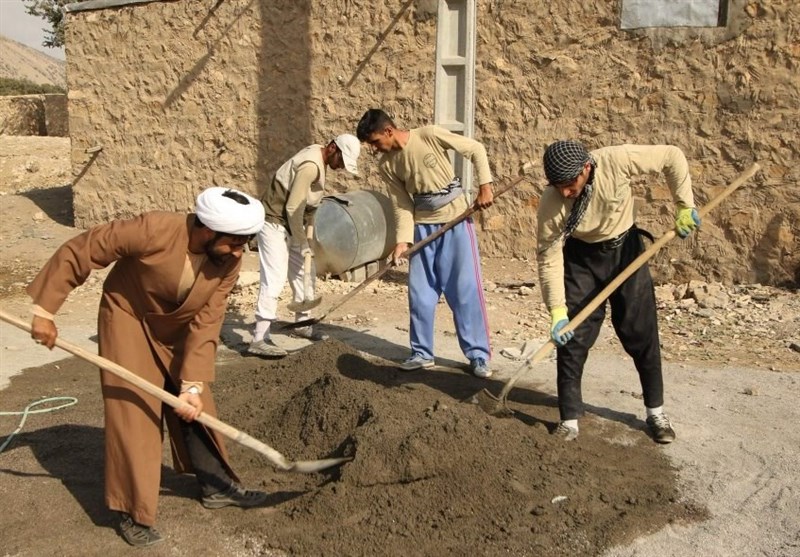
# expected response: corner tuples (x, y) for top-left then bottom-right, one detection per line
(646, 413), (676, 444)
(118, 512), (164, 547)
(201, 484), (268, 509)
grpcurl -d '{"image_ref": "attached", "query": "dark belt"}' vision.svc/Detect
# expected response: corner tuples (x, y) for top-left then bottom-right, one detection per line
(594, 226), (654, 251)
(598, 229), (630, 251)
(567, 226), (655, 252)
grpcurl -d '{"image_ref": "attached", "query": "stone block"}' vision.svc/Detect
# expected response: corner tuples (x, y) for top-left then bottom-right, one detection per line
(0, 95), (45, 136)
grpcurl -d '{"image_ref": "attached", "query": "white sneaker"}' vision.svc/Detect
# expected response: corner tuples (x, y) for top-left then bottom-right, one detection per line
(470, 358), (492, 378)
(399, 354), (435, 371)
(290, 326), (329, 341)
(247, 339), (287, 358)
(552, 422), (579, 441)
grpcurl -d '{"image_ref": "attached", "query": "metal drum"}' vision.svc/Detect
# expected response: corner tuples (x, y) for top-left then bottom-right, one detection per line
(312, 190), (395, 275)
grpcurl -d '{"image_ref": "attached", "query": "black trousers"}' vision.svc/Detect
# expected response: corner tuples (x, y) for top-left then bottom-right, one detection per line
(163, 381), (234, 497)
(180, 420), (234, 497)
(557, 229), (664, 420)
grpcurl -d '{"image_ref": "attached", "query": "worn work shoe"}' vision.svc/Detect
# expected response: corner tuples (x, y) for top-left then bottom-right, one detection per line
(118, 512), (164, 547)
(552, 422), (579, 441)
(399, 354), (435, 371)
(470, 358), (492, 379)
(202, 484), (269, 510)
(290, 326), (329, 342)
(247, 339), (287, 358)
(646, 413), (676, 444)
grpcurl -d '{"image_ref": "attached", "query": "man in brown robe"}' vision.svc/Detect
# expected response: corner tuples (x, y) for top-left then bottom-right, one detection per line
(28, 187), (268, 547)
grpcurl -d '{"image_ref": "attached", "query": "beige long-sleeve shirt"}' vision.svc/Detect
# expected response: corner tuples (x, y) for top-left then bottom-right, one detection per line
(537, 144), (695, 310)
(377, 126), (493, 244)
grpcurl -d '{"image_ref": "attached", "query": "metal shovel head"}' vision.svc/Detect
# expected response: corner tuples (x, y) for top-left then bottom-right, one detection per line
(288, 455), (353, 473)
(286, 296), (323, 313)
(469, 388), (515, 418)
(281, 316), (321, 330)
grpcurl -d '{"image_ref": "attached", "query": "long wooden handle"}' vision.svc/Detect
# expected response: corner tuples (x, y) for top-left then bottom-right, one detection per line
(0, 309), (349, 473)
(496, 162), (761, 401)
(311, 174), (528, 323)
(302, 251), (313, 300)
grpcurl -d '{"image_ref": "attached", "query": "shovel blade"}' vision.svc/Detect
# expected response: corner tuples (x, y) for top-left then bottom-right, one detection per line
(281, 316), (322, 330)
(286, 297), (323, 313)
(287, 456), (353, 473)
(469, 388), (515, 418)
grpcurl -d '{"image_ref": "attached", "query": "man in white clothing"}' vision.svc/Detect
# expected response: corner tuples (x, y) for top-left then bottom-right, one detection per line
(248, 135), (361, 358)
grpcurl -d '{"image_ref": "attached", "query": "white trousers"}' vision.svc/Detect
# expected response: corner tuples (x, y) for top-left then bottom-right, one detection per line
(253, 222), (316, 341)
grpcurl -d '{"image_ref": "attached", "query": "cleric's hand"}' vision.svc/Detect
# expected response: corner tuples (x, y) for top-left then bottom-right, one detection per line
(31, 315), (58, 349)
(175, 392), (203, 422)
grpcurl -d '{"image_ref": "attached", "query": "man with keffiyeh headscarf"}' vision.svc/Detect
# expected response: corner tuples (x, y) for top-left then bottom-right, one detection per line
(536, 141), (701, 444)
(27, 187), (270, 547)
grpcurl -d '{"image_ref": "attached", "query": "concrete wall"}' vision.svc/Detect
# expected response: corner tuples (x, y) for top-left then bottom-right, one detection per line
(63, 0), (799, 286)
(0, 94), (68, 136)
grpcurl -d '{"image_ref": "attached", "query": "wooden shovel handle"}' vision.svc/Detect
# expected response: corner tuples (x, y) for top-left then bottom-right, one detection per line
(0, 309), (297, 471)
(496, 162), (762, 401)
(302, 251), (313, 300)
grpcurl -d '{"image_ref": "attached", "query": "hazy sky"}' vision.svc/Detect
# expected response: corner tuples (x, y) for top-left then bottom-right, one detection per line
(0, 0), (66, 60)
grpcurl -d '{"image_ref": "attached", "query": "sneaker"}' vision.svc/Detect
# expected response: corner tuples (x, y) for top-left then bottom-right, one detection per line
(201, 484), (269, 509)
(470, 358), (492, 378)
(399, 354), (435, 371)
(552, 422), (579, 441)
(646, 413), (676, 444)
(246, 339), (287, 358)
(290, 326), (329, 341)
(118, 512), (164, 547)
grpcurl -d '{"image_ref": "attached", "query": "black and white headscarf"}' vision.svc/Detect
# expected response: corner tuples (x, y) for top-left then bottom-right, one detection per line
(561, 179), (593, 240)
(543, 140), (596, 243)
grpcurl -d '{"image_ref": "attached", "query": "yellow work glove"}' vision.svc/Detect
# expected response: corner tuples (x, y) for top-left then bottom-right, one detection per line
(675, 207), (701, 239)
(550, 306), (574, 347)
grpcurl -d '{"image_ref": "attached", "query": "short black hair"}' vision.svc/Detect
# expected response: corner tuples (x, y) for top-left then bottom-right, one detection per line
(356, 109), (395, 141)
(221, 189), (251, 205)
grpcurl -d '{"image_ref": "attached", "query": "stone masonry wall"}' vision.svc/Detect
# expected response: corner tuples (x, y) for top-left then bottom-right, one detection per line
(0, 94), (68, 136)
(64, 0), (799, 286)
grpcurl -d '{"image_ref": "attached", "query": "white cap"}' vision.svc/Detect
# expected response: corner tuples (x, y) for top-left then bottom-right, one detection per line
(333, 134), (361, 175)
(195, 187), (265, 235)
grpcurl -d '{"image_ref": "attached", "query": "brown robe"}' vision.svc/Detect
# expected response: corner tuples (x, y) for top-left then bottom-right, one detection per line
(27, 212), (240, 526)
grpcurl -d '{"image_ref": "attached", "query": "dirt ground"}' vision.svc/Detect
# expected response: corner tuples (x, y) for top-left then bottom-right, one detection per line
(1, 136), (799, 556)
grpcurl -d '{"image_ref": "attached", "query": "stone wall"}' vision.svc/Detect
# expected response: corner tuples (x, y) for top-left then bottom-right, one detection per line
(64, 0), (799, 286)
(43, 94), (69, 137)
(0, 94), (68, 136)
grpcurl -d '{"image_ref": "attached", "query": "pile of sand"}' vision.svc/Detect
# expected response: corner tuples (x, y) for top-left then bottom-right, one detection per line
(214, 339), (705, 555)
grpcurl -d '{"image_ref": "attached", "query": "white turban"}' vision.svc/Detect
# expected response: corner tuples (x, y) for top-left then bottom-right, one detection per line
(195, 187), (265, 235)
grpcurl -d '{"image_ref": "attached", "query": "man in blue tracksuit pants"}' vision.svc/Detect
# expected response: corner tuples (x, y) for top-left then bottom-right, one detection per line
(356, 108), (495, 378)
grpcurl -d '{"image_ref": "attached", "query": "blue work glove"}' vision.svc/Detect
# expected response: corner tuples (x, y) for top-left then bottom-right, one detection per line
(675, 207), (701, 238)
(550, 306), (574, 347)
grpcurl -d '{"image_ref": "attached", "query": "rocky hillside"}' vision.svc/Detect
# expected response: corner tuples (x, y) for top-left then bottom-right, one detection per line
(0, 35), (65, 88)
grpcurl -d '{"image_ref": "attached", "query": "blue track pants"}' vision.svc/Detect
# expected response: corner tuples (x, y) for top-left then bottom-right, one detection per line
(408, 218), (491, 362)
